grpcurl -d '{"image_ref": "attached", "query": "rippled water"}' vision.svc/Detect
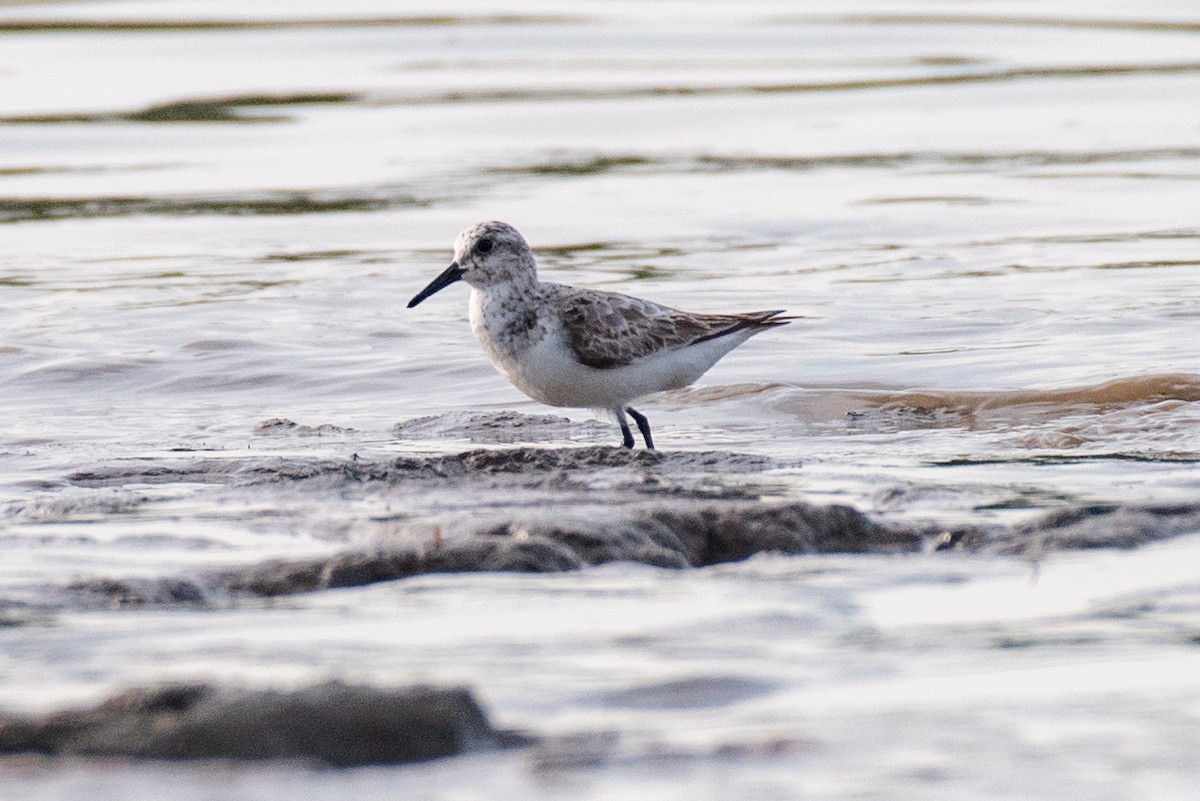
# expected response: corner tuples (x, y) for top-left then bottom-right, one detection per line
(3, 1), (1200, 797)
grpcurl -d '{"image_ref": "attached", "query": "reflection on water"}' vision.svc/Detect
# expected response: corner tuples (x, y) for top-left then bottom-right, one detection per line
(2, 1), (1200, 797)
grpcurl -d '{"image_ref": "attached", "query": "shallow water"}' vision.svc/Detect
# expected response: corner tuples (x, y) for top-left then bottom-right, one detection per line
(3, 0), (1200, 797)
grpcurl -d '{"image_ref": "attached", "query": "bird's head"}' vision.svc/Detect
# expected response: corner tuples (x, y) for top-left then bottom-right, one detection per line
(408, 221), (536, 308)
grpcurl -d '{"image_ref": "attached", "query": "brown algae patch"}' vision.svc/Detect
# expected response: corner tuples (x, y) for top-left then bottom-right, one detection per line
(819, 374), (1200, 436)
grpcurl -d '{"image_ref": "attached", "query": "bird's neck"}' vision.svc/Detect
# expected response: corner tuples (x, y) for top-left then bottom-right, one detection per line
(469, 282), (546, 359)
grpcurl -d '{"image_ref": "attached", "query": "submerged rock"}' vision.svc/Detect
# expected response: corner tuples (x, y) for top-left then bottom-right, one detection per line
(51, 446), (1200, 608)
(0, 682), (529, 766)
(981, 503), (1200, 554)
(64, 576), (209, 608)
(57, 496), (1200, 607)
(197, 499), (920, 598)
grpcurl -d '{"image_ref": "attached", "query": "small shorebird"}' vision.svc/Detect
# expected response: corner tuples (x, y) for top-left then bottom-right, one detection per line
(408, 221), (791, 449)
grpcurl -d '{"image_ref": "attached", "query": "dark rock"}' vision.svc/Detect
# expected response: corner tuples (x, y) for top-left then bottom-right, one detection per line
(0, 682), (530, 766)
(197, 499), (920, 598)
(985, 504), (1200, 555)
(219, 559), (325, 597)
(321, 549), (424, 588)
(65, 577), (209, 608)
(479, 535), (584, 572)
(68, 498), (1200, 606)
(638, 502), (917, 565)
(55, 499), (930, 603)
(423, 538), (506, 574)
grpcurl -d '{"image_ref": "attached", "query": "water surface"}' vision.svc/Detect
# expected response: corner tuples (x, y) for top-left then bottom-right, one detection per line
(2, 1), (1200, 797)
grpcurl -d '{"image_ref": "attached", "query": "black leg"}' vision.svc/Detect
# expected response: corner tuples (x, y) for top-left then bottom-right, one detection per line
(618, 414), (635, 449)
(625, 407), (655, 450)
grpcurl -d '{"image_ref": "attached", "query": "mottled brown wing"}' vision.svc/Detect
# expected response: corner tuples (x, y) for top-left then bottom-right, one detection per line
(559, 289), (774, 369)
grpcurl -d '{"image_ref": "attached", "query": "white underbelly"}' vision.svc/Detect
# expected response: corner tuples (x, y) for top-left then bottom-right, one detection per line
(469, 289), (752, 410)
(500, 334), (716, 410)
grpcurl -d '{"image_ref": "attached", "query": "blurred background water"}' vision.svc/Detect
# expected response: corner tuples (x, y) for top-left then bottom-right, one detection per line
(2, 1), (1200, 798)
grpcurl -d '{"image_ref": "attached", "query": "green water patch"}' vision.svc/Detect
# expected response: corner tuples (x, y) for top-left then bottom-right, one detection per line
(1093, 259), (1200, 270)
(695, 147), (1200, 172)
(2, 13), (1193, 35)
(9, 62), (1200, 126)
(126, 92), (359, 123)
(968, 228), (1200, 248)
(488, 155), (655, 177)
(0, 189), (425, 223)
(535, 241), (625, 259)
(539, 242), (685, 260)
(486, 147), (1200, 183)
(257, 249), (392, 264)
(606, 264), (678, 282)
(743, 62), (1200, 93)
(973, 489), (1081, 512)
(362, 62), (1200, 106)
(930, 452), (1200, 467)
(780, 13), (1200, 34)
(534, 243), (693, 281)
(0, 14), (581, 33)
(0, 165), (110, 177)
(2, 92), (360, 125)
(858, 195), (996, 206)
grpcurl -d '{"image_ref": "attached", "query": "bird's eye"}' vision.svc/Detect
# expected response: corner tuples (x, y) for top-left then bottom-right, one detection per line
(476, 238), (494, 254)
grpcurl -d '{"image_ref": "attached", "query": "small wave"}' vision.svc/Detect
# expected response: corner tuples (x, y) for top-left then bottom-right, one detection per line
(582, 675), (777, 710)
(656, 382), (790, 405)
(866, 373), (1200, 414)
(759, 374), (1200, 449)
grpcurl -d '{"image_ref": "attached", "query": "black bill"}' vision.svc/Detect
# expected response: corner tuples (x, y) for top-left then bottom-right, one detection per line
(407, 262), (465, 308)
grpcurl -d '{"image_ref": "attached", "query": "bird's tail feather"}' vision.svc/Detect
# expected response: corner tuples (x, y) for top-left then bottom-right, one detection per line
(691, 309), (796, 344)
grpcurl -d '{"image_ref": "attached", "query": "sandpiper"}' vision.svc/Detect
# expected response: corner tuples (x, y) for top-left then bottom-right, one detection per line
(407, 221), (791, 449)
